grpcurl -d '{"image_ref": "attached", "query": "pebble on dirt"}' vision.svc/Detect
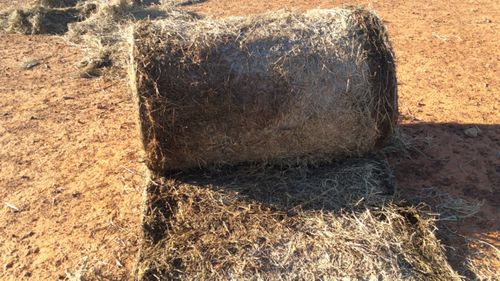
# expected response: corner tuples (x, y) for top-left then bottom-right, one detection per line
(464, 127), (481, 138)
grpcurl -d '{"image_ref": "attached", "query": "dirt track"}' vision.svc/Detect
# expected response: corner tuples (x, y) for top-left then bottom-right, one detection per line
(0, 0), (498, 280)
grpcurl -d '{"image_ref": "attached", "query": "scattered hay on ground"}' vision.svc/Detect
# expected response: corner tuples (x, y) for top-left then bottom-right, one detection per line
(135, 158), (460, 280)
(65, 2), (199, 77)
(0, 4), (92, 35)
(412, 187), (484, 222)
(462, 240), (500, 281)
(129, 7), (398, 172)
(379, 128), (420, 158)
(0, 1), (199, 77)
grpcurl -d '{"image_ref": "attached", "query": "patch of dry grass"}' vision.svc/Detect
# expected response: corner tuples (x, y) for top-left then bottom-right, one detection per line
(409, 186), (484, 222)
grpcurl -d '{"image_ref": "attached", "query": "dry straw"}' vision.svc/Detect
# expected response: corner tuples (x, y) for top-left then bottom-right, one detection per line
(135, 158), (460, 280)
(129, 7), (398, 173)
(65, 1), (198, 77)
(0, 1), (96, 35)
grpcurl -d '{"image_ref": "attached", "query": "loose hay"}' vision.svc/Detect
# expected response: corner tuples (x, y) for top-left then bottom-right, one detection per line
(65, 1), (198, 77)
(129, 8), (398, 173)
(0, 1), (197, 76)
(135, 158), (460, 280)
(1, 3), (96, 35)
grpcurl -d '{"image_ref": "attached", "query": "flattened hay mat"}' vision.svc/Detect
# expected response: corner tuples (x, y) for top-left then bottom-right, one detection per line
(135, 158), (460, 280)
(129, 7), (398, 172)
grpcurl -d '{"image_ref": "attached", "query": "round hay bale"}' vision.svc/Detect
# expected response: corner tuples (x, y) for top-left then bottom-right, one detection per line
(129, 7), (398, 173)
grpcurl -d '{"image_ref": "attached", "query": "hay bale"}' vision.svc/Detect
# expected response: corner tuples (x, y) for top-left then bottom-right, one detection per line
(129, 8), (398, 173)
(135, 158), (459, 280)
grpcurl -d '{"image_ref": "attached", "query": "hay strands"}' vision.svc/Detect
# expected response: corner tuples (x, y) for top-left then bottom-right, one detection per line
(4, 202), (20, 212)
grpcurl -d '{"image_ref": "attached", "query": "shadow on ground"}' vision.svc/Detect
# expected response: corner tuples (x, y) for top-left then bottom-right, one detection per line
(389, 123), (499, 279)
(136, 122), (498, 280)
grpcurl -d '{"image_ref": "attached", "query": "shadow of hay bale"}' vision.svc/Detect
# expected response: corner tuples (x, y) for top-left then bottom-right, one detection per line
(36, 0), (80, 8)
(134, 157), (460, 280)
(387, 123), (500, 280)
(171, 157), (396, 212)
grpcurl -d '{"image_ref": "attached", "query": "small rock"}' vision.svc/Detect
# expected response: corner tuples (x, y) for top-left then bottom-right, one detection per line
(4, 261), (14, 270)
(464, 127), (481, 138)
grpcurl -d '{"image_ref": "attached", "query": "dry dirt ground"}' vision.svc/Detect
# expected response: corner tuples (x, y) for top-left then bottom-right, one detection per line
(0, 0), (498, 280)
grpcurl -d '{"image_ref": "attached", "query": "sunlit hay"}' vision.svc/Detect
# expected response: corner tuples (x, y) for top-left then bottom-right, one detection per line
(4, 6), (76, 34)
(66, 1), (199, 77)
(2, 3), (95, 35)
(464, 241), (500, 281)
(135, 158), (459, 280)
(129, 7), (398, 173)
